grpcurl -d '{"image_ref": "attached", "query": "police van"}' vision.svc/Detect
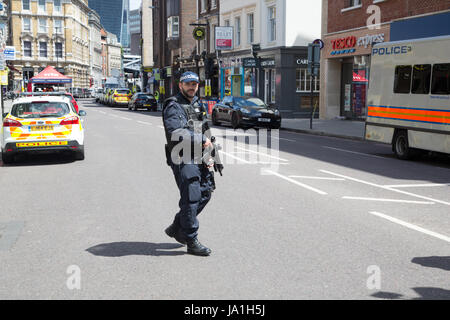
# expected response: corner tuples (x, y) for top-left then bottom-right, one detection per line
(365, 36), (450, 159)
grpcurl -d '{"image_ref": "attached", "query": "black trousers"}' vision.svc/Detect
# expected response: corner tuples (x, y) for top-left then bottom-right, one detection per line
(170, 163), (214, 240)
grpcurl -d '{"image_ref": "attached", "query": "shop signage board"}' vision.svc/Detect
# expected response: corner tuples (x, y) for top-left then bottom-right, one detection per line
(260, 59), (275, 68)
(215, 26), (233, 50)
(330, 33), (386, 55)
(243, 58), (258, 68)
(193, 27), (206, 41)
(296, 58), (308, 66)
(0, 69), (7, 85)
(0, 50), (4, 71)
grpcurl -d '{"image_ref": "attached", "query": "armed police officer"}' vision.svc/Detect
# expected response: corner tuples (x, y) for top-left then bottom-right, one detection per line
(162, 72), (218, 256)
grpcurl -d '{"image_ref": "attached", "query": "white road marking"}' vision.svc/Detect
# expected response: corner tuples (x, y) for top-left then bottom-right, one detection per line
(279, 137), (296, 142)
(289, 176), (345, 181)
(384, 183), (450, 188)
(323, 146), (386, 159)
(343, 197), (434, 205)
(99, 111), (107, 114)
(264, 170), (328, 195)
(369, 211), (450, 243)
(120, 117), (132, 120)
(320, 170), (450, 206)
(221, 151), (252, 164)
(158, 125), (164, 129)
(235, 146), (289, 162)
(137, 121), (152, 125)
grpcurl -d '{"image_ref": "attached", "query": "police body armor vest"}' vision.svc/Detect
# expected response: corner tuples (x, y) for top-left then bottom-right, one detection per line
(163, 97), (210, 165)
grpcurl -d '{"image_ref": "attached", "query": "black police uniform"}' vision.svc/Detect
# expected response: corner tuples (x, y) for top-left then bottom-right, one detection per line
(162, 92), (215, 246)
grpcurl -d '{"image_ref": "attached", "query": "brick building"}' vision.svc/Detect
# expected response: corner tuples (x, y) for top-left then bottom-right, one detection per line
(179, 0), (220, 99)
(151, 0), (197, 98)
(320, 0), (450, 120)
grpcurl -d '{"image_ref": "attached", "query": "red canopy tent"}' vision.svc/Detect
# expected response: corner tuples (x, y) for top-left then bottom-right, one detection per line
(27, 66), (72, 92)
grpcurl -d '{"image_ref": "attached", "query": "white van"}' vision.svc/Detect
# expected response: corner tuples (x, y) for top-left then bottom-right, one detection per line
(365, 36), (450, 159)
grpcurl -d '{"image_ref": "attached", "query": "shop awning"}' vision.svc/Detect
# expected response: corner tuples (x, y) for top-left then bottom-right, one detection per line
(30, 66), (72, 84)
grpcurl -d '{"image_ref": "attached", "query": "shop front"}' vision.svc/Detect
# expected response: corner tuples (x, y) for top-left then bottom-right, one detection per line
(321, 25), (390, 119)
(219, 55), (253, 98)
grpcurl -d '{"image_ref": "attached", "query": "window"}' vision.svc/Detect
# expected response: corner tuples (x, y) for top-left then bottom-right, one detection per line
(345, 0), (362, 8)
(54, 20), (63, 34)
(268, 7), (276, 42)
(296, 69), (320, 92)
(225, 20), (230, 27)
(22, 0), (30, 10)
(201, 0), (207, 12)
(223, 96), (233, 104)
(55, 43), (63, 58)
(394, 65), (412, 94)
(235, 17), (241, 47)
(54, 0), (62, 13)
(39, 19), (47, 33)
(23, 18), (31, 32)
(247, 13), (254, 44)
(167, 16), (179, 38)
(270, 70), (276, 103)
(431, 64), (450, 95)
(411, 64), (431, 94)
(39, 42), (47, 58)
(23, 41), (32, 57)
(38, 0), (46, 12)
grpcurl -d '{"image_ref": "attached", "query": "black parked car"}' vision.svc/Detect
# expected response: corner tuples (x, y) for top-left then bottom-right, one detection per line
(128, 93), (158, 111)
(212, 96), (281, 129)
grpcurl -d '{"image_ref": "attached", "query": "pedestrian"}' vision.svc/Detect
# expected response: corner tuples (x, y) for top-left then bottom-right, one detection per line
(162, 72), (216, 256)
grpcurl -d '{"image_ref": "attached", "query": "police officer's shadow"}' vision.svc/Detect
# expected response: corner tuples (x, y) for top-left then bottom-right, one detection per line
(86, 242), (186, 257)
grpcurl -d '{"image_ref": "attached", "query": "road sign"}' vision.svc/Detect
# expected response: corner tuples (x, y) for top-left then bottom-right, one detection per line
(313, 39), (324, 50)
(307, 43), (320, 77)
(4, 46), (15, 61)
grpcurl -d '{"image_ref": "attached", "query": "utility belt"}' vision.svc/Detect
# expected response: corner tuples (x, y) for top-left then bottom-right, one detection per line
(164, 142), (204, 167)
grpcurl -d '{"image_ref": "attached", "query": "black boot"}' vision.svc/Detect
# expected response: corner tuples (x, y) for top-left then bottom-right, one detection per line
(187, 238), (211, 256)
(165, 224), (186, 245)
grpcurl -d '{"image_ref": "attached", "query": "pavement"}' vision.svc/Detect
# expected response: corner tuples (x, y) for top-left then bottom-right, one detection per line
(1, 99), (449, 300)
(280, 117), (366, 141)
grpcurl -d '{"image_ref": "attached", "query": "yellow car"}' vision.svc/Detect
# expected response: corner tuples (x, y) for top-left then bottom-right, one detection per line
(108, 88), (131, 107)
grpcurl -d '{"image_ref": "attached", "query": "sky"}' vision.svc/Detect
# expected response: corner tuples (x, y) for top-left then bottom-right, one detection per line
(130, 0), (142, 10)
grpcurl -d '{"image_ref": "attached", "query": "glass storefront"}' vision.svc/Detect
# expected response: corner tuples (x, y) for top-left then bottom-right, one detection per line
(341, 55), (371, 119)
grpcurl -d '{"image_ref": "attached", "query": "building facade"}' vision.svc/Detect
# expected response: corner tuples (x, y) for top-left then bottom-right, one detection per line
(219, 0), (321, 118)
(106, 31), (121, 78)
(140, 0), (153, 92)
(151, 0), (197, 98)
(88, 9), (103, 89)
(10, 0), (91, 88)
(320, 0), (450, 120)
(88, 0), (129, 48)
(129, 8), (140, 55)
(188, 0), (220, 99)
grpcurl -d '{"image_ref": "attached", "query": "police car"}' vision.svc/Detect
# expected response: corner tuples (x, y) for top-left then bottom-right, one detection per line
(1, 93), (86, 164)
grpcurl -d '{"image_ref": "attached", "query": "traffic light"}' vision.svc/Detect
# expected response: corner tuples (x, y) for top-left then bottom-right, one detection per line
(205, 58), (214, 78)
